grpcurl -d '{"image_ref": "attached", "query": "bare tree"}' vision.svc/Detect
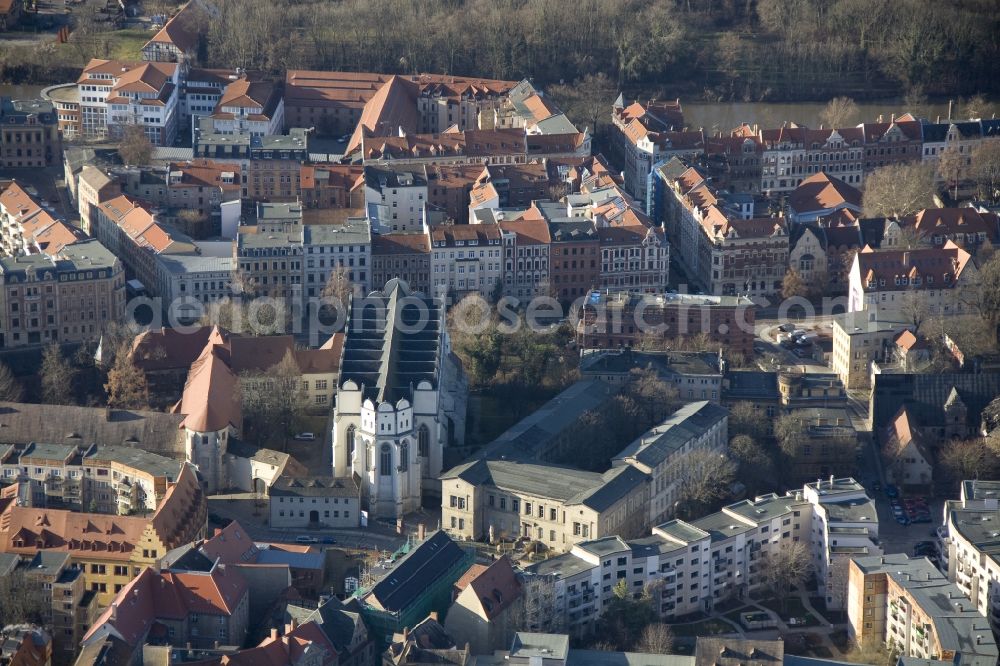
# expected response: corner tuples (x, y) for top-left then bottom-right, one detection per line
(637, 623), (675, 654)
(971, 141), (1000, 203)
(819, 96), (860, 128)
(0, 570), (46, 627)
(0, 361), (24, 402)
(862, 163), (936, 219)
(937, 146), (965, 201)
(104, 341), (149, 410)
(760, 540), (812, 611)
(728, 401), (771, 440)
(117, 125), (153, 166)
(899, 289), (930, 331)
(321, 265), (354, 310)
(940, 438), (1000, 487)
(548, 73), (617, 135)
(674, 449), (737, 519)
(40, 343), (76, 405)
(240, 350), (309, 449)
(782, 268), (808, 300)
(729, 434), (777, 495)
(957, 93), (993, 120)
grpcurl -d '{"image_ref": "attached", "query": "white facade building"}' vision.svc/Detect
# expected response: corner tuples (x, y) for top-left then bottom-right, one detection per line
(364, 166), (428, 233)
(332, 279), (467, 519)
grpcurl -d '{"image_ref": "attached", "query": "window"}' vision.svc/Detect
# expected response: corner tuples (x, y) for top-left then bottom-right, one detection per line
(418, 425), (430, 457)
(399, 442), (408, 472)
(346, 425), (356, 458)
(380, 444), (392, 476)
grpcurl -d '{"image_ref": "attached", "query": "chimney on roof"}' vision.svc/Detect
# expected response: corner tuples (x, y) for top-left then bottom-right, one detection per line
(903, 251), (910, 266)
(110, 602), (118, 622)
(418, 523), (426, 541)
(270, 627), (279, 640)
(829, 474), (835, 487)
(402, 626), (410, 642)
(285, 618), (297, 634)
(429, 611), (439, 622)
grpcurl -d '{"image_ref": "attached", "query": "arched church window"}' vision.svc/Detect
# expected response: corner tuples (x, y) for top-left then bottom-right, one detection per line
(418, 425), (430, 458)
(380, 444), (392, 476)
(400, 442), (409, 472)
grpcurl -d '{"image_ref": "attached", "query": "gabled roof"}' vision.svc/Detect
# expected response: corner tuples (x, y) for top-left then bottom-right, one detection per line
(855, 241), (974, 291)
(452, 556), (521, 621)
(172, 330), (241, 433)
(902, 208), (999, 242)
(143, 0), (211, 54)
(788, 172), (862, 215)
(366, 531), (468, 614)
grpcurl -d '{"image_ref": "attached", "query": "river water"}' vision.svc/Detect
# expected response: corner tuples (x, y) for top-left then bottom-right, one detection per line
(682, 100), (957, 134)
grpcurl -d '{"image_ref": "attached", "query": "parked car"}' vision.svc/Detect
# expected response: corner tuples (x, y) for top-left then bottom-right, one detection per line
(778, 323), (796, 333)
(294, 432), (316, 441)
(295, 536), (319, 544)
(885, 485), (899, 498)
(321, 536), (337, 544)
(873, 482), (882, 492)
(895, 514), (910, 526)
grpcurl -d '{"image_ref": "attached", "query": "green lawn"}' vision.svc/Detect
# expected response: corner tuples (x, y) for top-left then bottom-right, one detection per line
(105, 29), (151, 61)
(670, 619), (738, 637)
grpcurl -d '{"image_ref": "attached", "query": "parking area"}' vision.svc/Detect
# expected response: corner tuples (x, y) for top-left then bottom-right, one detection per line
(872, 489), (944, 565)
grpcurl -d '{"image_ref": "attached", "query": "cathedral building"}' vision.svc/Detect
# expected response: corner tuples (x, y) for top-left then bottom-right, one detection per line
(332, 279), (466, 519)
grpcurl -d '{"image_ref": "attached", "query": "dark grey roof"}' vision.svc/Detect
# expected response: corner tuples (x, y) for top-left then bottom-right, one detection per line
(0, 402), (185, 457)
(789, 223), (827, 252)
(473, 379), (619, 461)
(548, 220), (598, 242)
(982, 120), (1000, 138)
(363, 165), (427, 193)
(921, 123), (949, 142)
(339, 278), (443, 403)
(161, 543), (214, 572)
(579, 349), (720, 378)
(367, 531), (467, 614)
(510, 632), (569, 660)
(723, 371), (779, 401)
(614, 401), (728, 469)
(270, 475), (359, 498)
(871, 372), (1000, 432)
(442, 459), (609, 503)
(289, 597), (364, 653)
(571, 464), (649, 512)
(858, 217), (887, 248)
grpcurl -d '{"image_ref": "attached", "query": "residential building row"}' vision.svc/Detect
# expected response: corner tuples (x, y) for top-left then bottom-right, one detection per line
(612, 101), (1000, 206)
(521, 478), (878, 637)
(654, 157), (789, 299)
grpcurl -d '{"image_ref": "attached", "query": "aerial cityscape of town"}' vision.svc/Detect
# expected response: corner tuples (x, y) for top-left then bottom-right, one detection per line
(0, 0), (1000, 665)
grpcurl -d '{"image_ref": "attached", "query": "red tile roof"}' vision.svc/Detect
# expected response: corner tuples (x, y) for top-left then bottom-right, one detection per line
(143, 0), (208, 53)
(500, 217), (550, 245)
(373, 232), (432, 255)
(173, 331), (241, 433)
(788, 172), (862, 214)
(856, 241), (973, 290)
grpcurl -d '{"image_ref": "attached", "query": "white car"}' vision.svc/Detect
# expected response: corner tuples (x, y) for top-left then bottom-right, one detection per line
(295, 536), (319, 544)
(293, 432), (316, 441)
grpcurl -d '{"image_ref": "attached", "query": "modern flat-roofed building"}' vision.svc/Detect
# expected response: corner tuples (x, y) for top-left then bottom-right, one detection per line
(943, 480), (1000, 631)
(848, 553), (997, 662)
(831, 310), (914, 390)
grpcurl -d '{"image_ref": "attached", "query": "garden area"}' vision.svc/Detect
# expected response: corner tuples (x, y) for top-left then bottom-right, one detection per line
(755, 596), (822, 627)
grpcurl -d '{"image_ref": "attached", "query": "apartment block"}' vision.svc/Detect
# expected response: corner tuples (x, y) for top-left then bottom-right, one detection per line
(300, 163), (365, 210)
(523, 478), (878, 637)
(883, 207), (1000, 253)
(499, 216), (551, 300)
(208, 78), (284, 137)
(848, 554), (997, 662)
(76, 165), (121, 236)
(302, 219), (372, 299)
(577, 291), (756, 357)
(655, 159), (788, 299)
(0, 97), (61, 168)
(0, 240), (125, 348)
(0, 551), (98, 664)
(943, 480), (1000, 632)
(364, 166), (428, 233)
(847, 243), (978, 315)
(0, 441), (182, 515)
